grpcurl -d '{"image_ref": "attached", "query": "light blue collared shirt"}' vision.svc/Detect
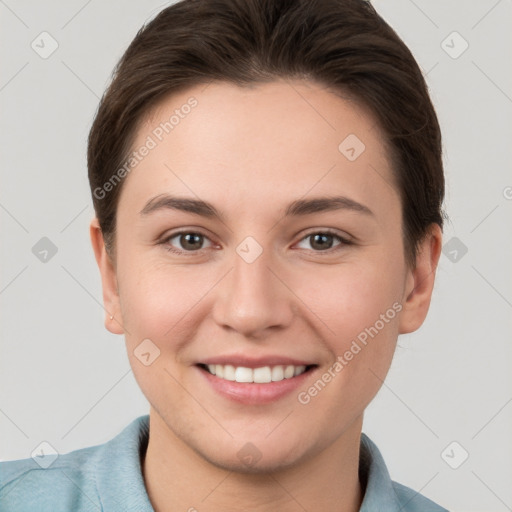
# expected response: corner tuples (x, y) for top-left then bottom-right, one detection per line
(0, 415), (448, 511)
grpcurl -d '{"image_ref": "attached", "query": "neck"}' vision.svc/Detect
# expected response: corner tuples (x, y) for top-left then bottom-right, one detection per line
(142, 410), (363, 512)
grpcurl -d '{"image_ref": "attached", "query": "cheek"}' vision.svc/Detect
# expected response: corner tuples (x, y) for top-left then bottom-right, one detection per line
(115, 255), (208, 406)
(293, 263), (402, 423)
(294, 256), (404, 342)
(293, 253), (404, 405)
(116, 250), (214, 346)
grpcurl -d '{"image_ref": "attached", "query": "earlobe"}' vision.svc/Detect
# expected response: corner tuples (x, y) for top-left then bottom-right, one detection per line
(89, 217), (124, 335)
(398, 224), (442, 335)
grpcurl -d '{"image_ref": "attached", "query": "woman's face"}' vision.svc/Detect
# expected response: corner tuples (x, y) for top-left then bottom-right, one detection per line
(92, 79), (440, 472)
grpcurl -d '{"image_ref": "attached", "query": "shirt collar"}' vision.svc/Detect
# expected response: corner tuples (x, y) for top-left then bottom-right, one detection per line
(359, 432), (404, 510)
(93, 415), (153, 511)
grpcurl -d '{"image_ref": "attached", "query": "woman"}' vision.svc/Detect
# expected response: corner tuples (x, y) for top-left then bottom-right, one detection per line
(0, 0), (448, 510)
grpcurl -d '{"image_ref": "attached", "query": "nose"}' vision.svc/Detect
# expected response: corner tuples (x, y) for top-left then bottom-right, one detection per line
(211, 244), (295, 339)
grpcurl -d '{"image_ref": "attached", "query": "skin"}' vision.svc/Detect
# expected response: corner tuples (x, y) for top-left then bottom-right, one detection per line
(90, 79), (442, 512)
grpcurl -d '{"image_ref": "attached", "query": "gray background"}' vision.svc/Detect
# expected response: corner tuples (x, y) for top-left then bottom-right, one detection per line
(1, 1), (511, 510)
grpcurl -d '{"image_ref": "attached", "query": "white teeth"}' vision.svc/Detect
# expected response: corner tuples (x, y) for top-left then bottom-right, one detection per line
(204, 364), (309, 383)
(253, 366), (272, 383)
(284, 365), (295, 379)
(235, 367), (253, 383)
(294, 365), (306, 376)
(271, 365), (284, 381)
(223, 364), (236, 381)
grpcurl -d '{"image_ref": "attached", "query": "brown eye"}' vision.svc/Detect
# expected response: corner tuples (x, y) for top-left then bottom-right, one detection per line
(309, 233), (336, 251)
(296, 230), (351, 253)
(178, 233), (204, 251)
(164, 231), (213, 254)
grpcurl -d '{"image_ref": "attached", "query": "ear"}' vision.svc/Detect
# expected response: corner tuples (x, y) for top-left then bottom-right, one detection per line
(398, 223), (442, 334)
(89, 217), (124, 334)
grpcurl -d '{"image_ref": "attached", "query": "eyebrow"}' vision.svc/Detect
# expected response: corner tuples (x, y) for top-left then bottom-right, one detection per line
(139, 194), (374, 220)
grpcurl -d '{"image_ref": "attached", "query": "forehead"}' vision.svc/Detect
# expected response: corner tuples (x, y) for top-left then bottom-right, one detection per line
(118, 79), (399, 222)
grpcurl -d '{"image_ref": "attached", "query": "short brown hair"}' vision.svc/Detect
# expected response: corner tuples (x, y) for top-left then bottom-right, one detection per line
(88, 0), (445, 267)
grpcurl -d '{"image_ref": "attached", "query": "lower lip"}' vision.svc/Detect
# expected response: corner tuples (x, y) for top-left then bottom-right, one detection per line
(197, 365), (316, 405)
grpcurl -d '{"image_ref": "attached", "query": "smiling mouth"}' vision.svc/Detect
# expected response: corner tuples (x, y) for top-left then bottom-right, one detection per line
(197, 363), (317, 383)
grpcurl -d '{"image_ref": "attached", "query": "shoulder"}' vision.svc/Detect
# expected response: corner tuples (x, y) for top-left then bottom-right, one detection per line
(391, 481), (449, 512)
(0, 444), (102, 512)
(359, 433), (449, 512)
(0, 415), (151, 512)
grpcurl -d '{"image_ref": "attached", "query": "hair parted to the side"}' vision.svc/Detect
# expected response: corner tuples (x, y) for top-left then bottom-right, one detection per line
(87, 0), (445, 268)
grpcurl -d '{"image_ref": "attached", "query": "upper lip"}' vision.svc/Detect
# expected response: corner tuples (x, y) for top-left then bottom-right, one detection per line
(198, 355), (317, 368)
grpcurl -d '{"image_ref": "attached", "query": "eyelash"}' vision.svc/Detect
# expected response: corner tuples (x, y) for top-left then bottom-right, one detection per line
(159, 229), (353, 256)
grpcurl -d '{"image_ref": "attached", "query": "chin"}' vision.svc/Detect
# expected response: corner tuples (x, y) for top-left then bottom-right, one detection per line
(200, 448), (306, 475)
(192, 433), (316, 475)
